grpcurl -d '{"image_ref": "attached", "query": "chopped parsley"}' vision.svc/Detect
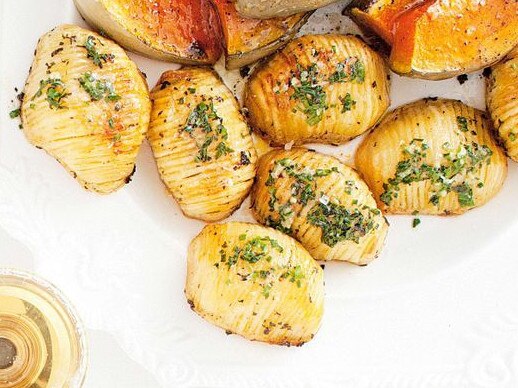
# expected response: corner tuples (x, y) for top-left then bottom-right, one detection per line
(380, 139), (492, 208)
(9, 109), (20, 119)
(456, 116), (469, 132)
(78, 72), (120, 102)
(217, 234), (310, 299)
(84, 36), (114, 68)
(307, 202), (377, 246)
(264, 158), (340, 233)
(509, 132), (516, 142)
(181, 101), (233, 163)
(329, 58), (365, 83)
(281, 265), (305, 287)
(290, 64), (328, 126)
(412, 218), (421, 228)
(339, 93), (356, 113)
(32, 78), (70, 109)
(220, 235), (283, 269)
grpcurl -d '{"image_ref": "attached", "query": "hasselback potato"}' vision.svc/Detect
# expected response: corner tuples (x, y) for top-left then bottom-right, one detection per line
(487, 46), (518, 162)
(185, 222), (324, 346)
(21, 24), (150, 194)
(244, 34), (390, 146)
(356, 99), (507, 215)
(251, 148), (387, 265)
(148, 68), (257, 222)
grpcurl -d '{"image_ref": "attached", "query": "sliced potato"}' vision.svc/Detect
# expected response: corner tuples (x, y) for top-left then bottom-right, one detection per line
(185, 222), (324, 345)
(244, 34), (390, 146)
(487, 46), (518, 161)
(73, 0), (223, 64)
(148, 68), (257, 222)
(356, 99), (507, 215)
(235, 0), (337, 19)
(21, 24), (150, 194)
(349, 0), (518, 79)
(214, 0), (311, 70)
(251, 148), (387, 265)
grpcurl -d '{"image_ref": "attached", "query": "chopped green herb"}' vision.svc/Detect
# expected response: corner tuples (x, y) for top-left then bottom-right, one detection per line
(215, 141), (234, 159)
(290, 63), (327, 126)
(339, 93), (356, 113)
(32, 78), (70, 109)
(261, 283), (272, 298)
(509, 132), (516, 142)
(79, 72), (120, 102)
(264, 158), (340, 233)
(380, 139), (492, 208)
(412, 218), (421, 228)
(456, 116), (469, 132)
(84, 36), (114, 68)
(9, 108), (20, 119)
(223, 236), (284, 268)
(182, 101), (232, 162)
(188, 87), (196, 94)
(329, 58), (365, 84)
(307, 201), (377, 246)
(281, 265), (305, 287)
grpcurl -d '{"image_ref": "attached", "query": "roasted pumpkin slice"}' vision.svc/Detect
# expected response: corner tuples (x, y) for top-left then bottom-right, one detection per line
(213, 0), (311, 70)
(356, 99), (507, 215)
(21, 24), (150, 194)
(235, 0), (337, 19)
(185, 222), (324, 345)
(349, 0), (518, 79)
(73, 0), (223, 64)
(487, 46), (518, 162)
(244, 34), (390, 146)
(251, 148), (387, 265)
(148, 68), (257, 222)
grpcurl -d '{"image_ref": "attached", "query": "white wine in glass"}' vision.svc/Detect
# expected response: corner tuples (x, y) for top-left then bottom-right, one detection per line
(0, 269), (87, 387)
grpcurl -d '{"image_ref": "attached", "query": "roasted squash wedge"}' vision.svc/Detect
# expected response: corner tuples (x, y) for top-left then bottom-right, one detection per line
(21, 25), (150, 194)
(356, 99), (507, 215)
(73, 0), (223, 64)
(244, 34), (390, 146)
(251, 148), (388, 265)
(349, 0), (518, 79)
(487, 46), (518, 162)
(148, 68), (257, 222)
(213, 0), (311, 70)
(235, 0), (338, 19)
(185, 222), (324, 346)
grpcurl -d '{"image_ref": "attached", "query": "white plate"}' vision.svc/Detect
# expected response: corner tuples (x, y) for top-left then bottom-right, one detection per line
(1, 1), (518, 387)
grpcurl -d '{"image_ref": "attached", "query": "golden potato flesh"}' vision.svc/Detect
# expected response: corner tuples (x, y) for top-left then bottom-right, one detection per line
(356, 99), (508, 215)
(148, 68), (257, 222)
(185, 222), (324, 346)
(487, 46), (518, 162)
(244, 34), (390, 146)
(21, 24), (150, 194)
(251, 148), (387, 265)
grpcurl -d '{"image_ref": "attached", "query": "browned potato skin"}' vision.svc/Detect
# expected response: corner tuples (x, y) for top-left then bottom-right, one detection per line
(185, 222), (324, 346)
(356, 99), (508, 215)
(487, 46), (518, 162)
(148, 68), (257, 222)
(244, 34), (390, 146)
(251, 148), (388, 265)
